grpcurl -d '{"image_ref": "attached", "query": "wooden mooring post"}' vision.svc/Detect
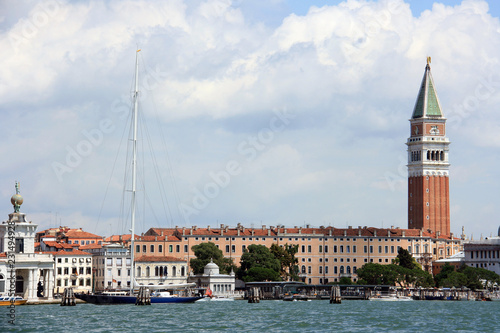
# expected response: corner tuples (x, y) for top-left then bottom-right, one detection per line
(248, 287), (260, 303)
(330, 285), (341, 304)
(61, 287), (76, 306)
(135, 287), (151, 305)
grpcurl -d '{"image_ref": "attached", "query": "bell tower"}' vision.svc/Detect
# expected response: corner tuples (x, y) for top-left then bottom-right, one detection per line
(407, 58), (450, 236)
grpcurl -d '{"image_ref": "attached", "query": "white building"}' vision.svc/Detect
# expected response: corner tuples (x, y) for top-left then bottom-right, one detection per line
(50, 249), (93, 295)
(0, 183), (55, 302)
(86, 243), (132, 292)
(188, 260), (236, 297)
(135, 255), (189, 286)
(463, 229), (500, 275)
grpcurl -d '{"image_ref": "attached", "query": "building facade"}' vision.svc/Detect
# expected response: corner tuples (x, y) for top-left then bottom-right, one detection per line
(463, 232), (500, 275)
(407, 59), (451, 236)
(188, 260), (236, 296)
(124, 224), (461, 284)
(135, 255), (189, 286)
(0, 183), (55, 301)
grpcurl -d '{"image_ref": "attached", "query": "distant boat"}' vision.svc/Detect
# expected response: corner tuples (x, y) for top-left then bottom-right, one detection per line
(0, 296), (27, 306)
(75, 51), (202, 305)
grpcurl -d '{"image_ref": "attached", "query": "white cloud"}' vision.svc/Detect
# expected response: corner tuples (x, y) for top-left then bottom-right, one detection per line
(0, 0), (499, 238)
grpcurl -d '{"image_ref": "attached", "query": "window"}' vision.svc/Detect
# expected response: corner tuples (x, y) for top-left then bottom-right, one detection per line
(142, 245), (146, 252)
(150, 245), (155, 253)
(64, 267), (69, 275)
(325, 245), (329, 253)
(232, 245), (236, 253)
(334, 266), (338, 274)
(159, 245), (163, 253)
(116, 258), (122, 266)
(301, 245), (305, 253)
(369, 246), (373, 253)
(334, 246), (338, 253)
(117, 269), (121, 276)
(353, 245), (357, 253)
(319, 245), (323, 253)
(136, 245), (140, 253)
(319, 266), (323, 274)
(184, 245), (188, 252)
(226, 245), (230, 253)
(79, 267), (84, 275)
(169, 245), (173, 253)
(307, 245), (311, 253)
(340, 246), (344, 253)
(242, 245), (246, 252)
(106, 258), (112, 266)
(378, 246), (382, 253)
(57, 267), (62, 275)
(176, 245), (180, 252)
(308, 266), (312, 274)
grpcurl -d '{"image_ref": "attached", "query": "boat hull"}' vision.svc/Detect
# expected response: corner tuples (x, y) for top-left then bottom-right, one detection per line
(75, 293), (202, 305)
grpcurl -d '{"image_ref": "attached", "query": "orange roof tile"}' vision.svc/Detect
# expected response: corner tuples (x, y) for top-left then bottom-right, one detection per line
(135, 255), (186, 263)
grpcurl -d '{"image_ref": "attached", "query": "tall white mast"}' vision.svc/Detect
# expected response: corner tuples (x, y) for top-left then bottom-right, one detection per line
(129, 49), (140, 295)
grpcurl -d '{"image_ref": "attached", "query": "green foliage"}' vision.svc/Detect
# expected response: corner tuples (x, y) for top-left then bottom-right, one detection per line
(397, 248), (416, 270)
(238, 244), (281, 281)
(338, 276), (354, 285)
(356, 262), (434, 288)
(434, 264), (500, 290)
(270, 243), (299, 281)
(189, 242), (235, 275)
(242, 267), (281, 282)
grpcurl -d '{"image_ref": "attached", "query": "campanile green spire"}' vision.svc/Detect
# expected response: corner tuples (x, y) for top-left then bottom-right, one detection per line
(411, 57), (444, 119)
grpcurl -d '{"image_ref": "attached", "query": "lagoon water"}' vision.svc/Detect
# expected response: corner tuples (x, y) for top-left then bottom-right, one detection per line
(2, 300), (499, 332)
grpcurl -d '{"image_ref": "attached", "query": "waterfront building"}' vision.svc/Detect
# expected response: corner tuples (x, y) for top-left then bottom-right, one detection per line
(84, 243), (132, 292)
(120, 224), (460, 284)
(432, 251), (465, 275)
(135, 255), (189, 286)
(463, 229), (500, 275)
(187, 260), (236, 297)
(48, 249), (93, 295)
(36, 226), (103, 247)
(407, 58), (451, 236)
(0, 183), (55, 301)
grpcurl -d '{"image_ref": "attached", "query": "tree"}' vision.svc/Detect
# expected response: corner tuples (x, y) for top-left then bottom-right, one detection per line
(238, 244), (281, 281)
(243, 267), (281, 282)
(434, 263), (456, 287)
(190, 242), (235, 275)
(396, 248), (416, 270)
(270, 243), (299, 281)
(338, 276), (354, 285)
(356, 263), (399, 285)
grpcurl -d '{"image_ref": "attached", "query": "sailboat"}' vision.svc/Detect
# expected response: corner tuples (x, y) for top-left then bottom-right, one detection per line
(75, 50), (203, 305)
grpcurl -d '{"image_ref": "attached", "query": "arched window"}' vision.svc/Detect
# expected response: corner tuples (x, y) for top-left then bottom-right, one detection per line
(146, 266), (150, 277)
(440, 151), (444, 161)
(181, 266), (185, 276)
(415, 245), (420, 254)
(163, 266), (168, 276)
(301, 265), (306, 274)
(172, 266), (177, 277)
(340, 266), (344, 274)
(137, 266), (141, 277)
(155, 266), (159, 276)
(346, 266), (351, 274)
(0, 274), (4, 293)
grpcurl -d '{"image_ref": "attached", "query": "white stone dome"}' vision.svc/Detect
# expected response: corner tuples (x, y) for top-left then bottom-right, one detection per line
(204, 259), (220, 275)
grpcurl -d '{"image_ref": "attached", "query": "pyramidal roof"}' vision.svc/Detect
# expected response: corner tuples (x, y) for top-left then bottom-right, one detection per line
(411, 59), (444, 119)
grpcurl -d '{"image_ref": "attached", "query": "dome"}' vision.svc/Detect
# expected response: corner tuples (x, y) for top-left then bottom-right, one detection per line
(204, 259), (220, 275)
(11, 193), (23, 212)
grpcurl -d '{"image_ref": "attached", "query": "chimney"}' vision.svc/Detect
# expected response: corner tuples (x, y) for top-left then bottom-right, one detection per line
(182, 227), (186, 236)
(329, 229), (332, 236)
(343, 230), (347, 237)
(436, 231), (441, 238)
(358, 229), (361, 236)
(251, 229), (254, 236)
(299, 228), (302, 235)
(419, 230), (423, 237)
(402, 231), (405, 237)
(262, 225), (266, 230)
(220, 224), (224, 229)
(237, 229), (240, 236)
(388, 230), (390, 237)
(268, 229), (271, 236)
(374, 230), (377, 237)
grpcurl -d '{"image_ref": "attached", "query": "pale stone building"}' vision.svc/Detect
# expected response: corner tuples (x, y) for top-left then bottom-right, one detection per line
(0, 183), (55, 302)
(188, 260), (236, 297)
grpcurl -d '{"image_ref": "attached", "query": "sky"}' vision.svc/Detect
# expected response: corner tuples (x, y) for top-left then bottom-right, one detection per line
(1, 0), (500, 240)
